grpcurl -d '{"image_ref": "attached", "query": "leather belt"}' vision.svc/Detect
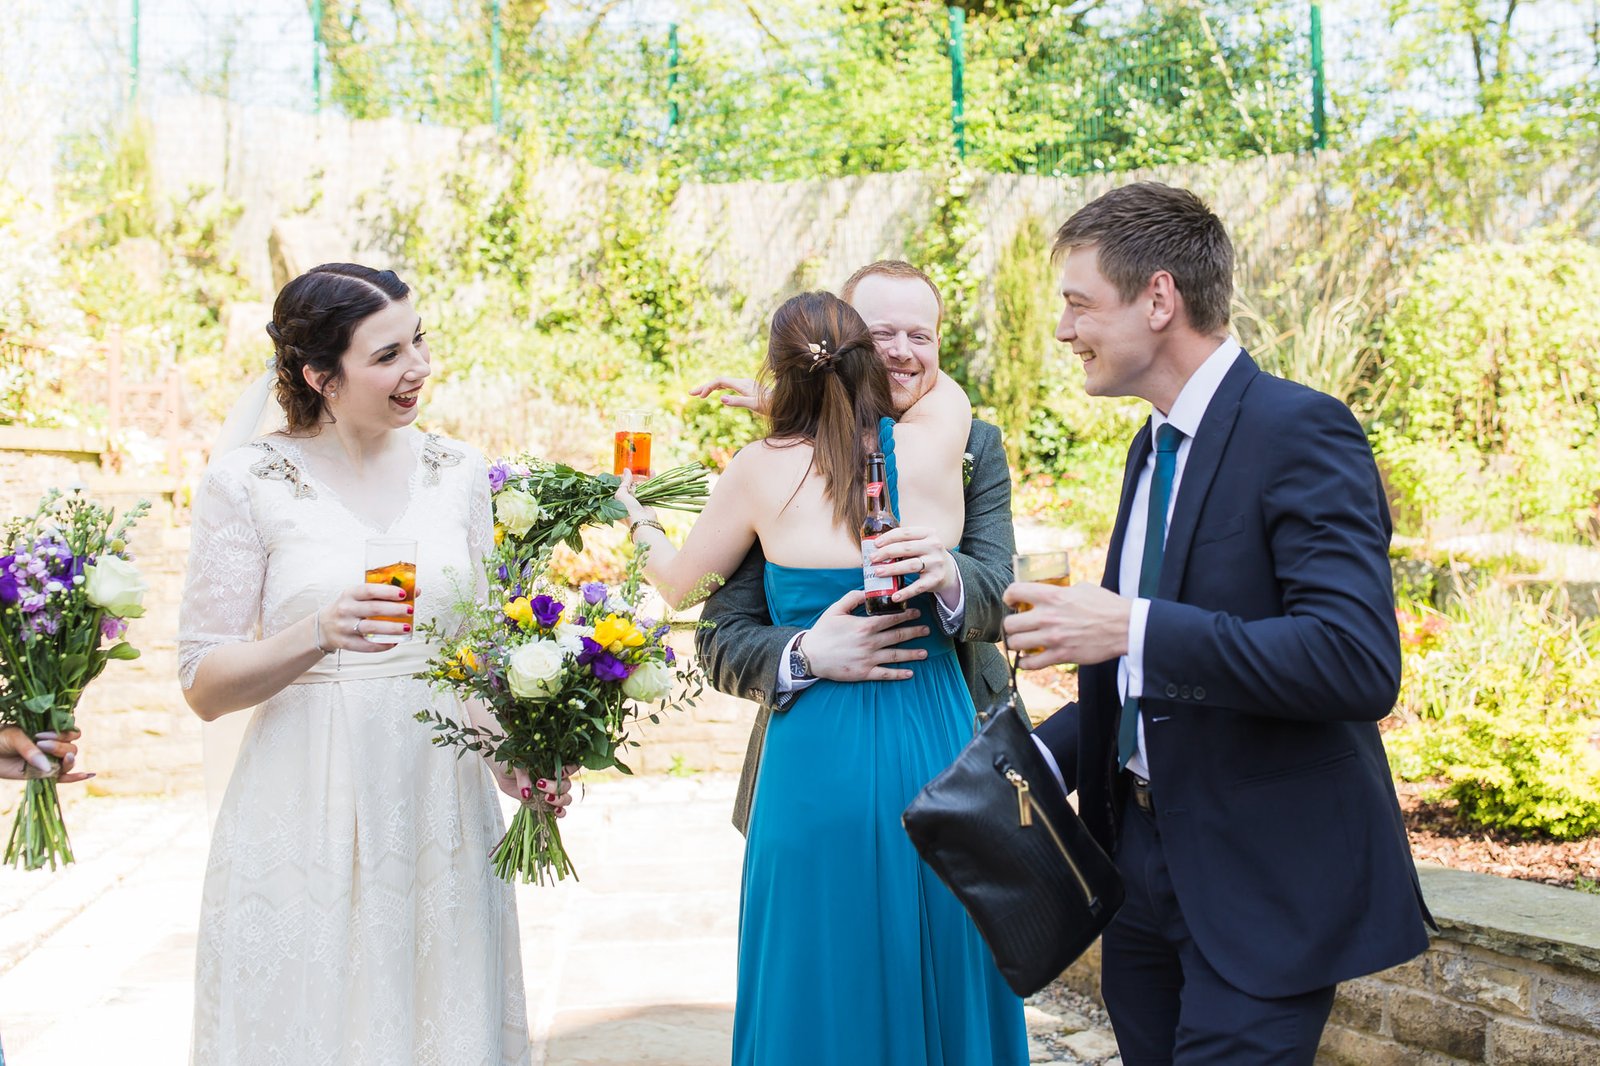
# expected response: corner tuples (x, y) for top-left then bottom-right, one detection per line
(1124, 770), (1155, 815)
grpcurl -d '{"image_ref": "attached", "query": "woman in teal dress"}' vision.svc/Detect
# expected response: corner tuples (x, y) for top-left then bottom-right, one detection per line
(617, 292), (1027, 1065)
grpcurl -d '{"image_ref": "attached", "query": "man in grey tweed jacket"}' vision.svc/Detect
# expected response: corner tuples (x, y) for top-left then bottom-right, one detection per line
(692, 261), (1021, 833)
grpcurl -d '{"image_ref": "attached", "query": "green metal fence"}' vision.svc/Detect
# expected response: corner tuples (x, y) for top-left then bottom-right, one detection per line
(28, 1), (1600, 182)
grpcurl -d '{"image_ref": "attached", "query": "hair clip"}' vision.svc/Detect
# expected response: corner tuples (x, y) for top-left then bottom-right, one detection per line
(807, 340), (835, 372)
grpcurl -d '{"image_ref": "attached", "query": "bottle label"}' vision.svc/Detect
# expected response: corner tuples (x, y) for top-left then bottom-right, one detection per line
(862, 538), (895, 598)
(865, 481), (884, 499)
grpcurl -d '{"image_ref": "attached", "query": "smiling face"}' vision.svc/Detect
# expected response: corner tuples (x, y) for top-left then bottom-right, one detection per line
(1055, 245), (1162, 401)
(307, 298), (431, 433)
(848, 273), (941, 413)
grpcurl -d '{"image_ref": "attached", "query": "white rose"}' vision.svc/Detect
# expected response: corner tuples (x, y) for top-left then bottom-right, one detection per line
(494, 489), (543, 537)
(621, 659), (674, 703)
(506, 639), (565, 699)
(84, 555), (148, 618)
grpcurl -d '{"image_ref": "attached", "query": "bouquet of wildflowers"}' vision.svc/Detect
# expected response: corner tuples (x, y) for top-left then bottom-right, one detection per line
(415, 546), (703, 884)
(489, 457), (708, 557)
(0, 490), (149, 870)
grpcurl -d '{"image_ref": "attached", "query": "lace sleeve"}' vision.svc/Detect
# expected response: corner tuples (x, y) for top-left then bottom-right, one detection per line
(178, 462), (268, 690)
(467, 450), (494, 604)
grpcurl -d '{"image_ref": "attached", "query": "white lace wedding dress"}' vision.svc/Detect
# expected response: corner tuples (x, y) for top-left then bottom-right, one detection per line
(179, 429), (530, 1066)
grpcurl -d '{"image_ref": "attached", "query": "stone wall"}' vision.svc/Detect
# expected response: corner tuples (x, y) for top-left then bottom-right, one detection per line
(1057, 864), (1600, 1066)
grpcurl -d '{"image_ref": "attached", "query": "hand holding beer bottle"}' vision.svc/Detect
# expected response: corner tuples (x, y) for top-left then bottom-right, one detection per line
(860, 452), (906, 616)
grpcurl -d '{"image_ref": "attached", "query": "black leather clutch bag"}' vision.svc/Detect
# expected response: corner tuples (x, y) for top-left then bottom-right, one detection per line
(902, 689), (1124, 997)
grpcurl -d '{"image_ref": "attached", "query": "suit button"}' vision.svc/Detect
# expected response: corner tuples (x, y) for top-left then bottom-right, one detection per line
(1194, 686), (1206, 700)
(965, 628), (980, 641)
(1180, 685), (1192, 699)
(1165, 683), (1179, 698)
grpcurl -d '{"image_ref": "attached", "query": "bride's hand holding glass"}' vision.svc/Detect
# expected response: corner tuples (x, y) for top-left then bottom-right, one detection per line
(315, 581), (413, 653)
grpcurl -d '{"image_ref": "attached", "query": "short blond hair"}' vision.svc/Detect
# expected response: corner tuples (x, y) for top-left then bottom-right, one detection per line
(840, 260), (944, 328)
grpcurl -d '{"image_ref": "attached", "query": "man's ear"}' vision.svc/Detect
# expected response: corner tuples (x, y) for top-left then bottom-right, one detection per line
(1147, 271), (1180, 332)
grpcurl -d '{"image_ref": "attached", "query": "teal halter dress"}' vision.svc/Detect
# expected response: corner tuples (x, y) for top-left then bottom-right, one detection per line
(732, 421), (1027, 1065)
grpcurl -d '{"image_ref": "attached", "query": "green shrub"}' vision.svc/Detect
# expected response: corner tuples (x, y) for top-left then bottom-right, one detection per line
(1373, 237), (1600, 541)
(1388, 590), (1600, 840)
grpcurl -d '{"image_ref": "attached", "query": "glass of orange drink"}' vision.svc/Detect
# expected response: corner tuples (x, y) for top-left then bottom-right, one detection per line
(364, 537), (417, 644)
(1010, 551), (1070, 655)
(613, 409), (653, 478)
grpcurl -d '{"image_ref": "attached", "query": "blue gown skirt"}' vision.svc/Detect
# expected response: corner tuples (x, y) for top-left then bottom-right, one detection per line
(731, 561), (1027, 1066)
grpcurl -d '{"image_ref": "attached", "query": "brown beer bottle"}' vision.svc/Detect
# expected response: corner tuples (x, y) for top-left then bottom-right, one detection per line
(861, 451), (905, 615)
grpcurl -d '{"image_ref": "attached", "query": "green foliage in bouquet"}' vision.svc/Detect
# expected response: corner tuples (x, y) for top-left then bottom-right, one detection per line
(1388, 591), (1600, 840)
(488, 457), (707, 557)
(0, 490), (150, 869)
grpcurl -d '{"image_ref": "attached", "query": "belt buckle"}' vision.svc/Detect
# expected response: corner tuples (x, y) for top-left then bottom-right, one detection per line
(1127, 772), (1154, 815)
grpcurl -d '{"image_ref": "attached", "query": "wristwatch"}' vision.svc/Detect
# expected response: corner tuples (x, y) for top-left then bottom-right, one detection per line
(789, 631), (814, 682)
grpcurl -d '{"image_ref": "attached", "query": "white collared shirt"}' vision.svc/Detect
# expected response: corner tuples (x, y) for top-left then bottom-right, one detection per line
(1119, 337), (1241, 779)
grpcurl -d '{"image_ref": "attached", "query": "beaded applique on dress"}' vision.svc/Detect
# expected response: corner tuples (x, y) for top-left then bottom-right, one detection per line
(420, 433), (464, 486)
(246, 442), (316, 499)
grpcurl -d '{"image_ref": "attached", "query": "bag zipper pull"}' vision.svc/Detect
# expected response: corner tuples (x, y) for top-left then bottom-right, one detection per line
(1004, 768), (1033, 827)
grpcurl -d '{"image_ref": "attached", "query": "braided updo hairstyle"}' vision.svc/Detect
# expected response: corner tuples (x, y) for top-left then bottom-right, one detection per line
(266, 263), (411, 432)
(763, 291), (897, 534)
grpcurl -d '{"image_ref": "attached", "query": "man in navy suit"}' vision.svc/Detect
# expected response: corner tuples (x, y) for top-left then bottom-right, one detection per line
(1004, 183), (1431, 1065)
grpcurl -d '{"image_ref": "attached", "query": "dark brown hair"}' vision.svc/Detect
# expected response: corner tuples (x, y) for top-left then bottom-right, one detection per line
(1051, 182), (1234, 335)
(763, 292), (898, 534)
(266, 263), (411, 432)
(840, 260), (944, 328)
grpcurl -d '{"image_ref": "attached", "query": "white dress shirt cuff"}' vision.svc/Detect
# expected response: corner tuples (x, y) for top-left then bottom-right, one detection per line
(1031, 735), (1069, 797)
(933, 560), (965, 636)
(1125, 597), (1152, 700)
(775, 632), (819, 698)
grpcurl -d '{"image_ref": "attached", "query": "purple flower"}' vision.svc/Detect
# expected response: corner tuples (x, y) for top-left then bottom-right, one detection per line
(496, 564), (510, 583)
(101, 616), (128, 642)
(488, 461), (512, 494)
(577, 636), (603, 664)
(581, 582), (608, 605)
(530, 594), (564, 628)
(0, 556), (18, 607)
(591, 653), (632, 682)
(665, 646), (677, 664)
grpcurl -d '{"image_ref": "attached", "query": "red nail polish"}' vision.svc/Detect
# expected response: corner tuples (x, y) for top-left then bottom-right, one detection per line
(407, 606), (414, 615)
(397, 589), (407, 600)
(535, 779), (548, 790)
(402, 624), (411, 633)
(520, 787), (532, 799)
(545, 793), (557, 803)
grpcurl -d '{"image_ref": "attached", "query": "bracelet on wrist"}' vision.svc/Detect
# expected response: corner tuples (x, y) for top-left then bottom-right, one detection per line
(629, 517), (666, 540)
(312, 611), (333, 655)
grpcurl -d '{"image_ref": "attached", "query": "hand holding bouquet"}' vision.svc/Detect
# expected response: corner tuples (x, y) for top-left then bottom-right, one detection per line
(0, 490), (149, 870)
(416, 547), (703, 884)
(489, 457), (707, 558)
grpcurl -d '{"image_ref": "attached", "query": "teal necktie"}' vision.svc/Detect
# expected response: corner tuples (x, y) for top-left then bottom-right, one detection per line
(1118, 422), (1184, 771)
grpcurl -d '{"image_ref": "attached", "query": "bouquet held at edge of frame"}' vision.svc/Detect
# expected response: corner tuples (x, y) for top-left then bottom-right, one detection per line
(415, 455), (708, 885)
(0, 489), (150, 870)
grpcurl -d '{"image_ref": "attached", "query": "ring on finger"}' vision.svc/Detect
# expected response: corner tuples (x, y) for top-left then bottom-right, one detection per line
(352, 618), (363, 638)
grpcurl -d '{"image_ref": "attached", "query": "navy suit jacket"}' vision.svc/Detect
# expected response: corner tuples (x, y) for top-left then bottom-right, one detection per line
(1035, 353), (1431, 998)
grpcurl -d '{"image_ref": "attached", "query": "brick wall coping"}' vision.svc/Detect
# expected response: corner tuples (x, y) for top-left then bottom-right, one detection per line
(1418, 863), (1600, 977)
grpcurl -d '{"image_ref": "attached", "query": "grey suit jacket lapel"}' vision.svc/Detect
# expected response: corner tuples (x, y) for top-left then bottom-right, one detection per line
(1158, 353), (1259, 599)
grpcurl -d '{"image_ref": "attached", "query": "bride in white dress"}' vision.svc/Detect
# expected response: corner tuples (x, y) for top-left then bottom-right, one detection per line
(179, 263), (567, 1065)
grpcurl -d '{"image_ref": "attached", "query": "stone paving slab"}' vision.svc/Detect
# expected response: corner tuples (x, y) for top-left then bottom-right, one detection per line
(0, 773), (1113, 1066)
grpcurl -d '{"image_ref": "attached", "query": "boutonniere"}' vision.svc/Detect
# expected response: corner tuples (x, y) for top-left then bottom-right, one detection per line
(961, 451), (975, 488)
